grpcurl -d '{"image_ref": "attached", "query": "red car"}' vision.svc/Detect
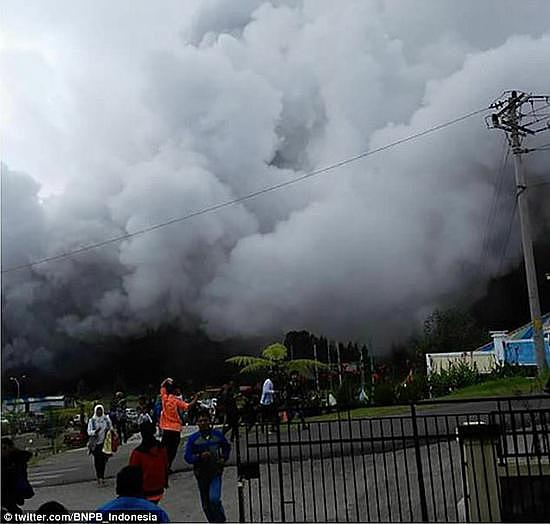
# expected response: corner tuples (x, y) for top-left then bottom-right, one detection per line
(63, 430), (87, 448)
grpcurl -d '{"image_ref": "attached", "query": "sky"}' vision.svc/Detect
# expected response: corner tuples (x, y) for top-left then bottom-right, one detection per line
(2, 0), (550, 373)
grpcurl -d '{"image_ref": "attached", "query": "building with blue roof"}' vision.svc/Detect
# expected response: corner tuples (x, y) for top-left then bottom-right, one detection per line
(483, 312), (550, 367)
(426, 312), (550, 374)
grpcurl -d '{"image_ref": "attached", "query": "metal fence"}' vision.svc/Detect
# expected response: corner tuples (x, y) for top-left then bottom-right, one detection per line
(235, 395), (550, 522)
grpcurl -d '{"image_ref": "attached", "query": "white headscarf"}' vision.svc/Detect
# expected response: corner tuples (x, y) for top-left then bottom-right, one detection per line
(88, 404), (111, 443)
(92, 404), (106, 420)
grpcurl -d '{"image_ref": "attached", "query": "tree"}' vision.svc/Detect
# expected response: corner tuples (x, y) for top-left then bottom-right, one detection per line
(414, 307), (488, 356)
(226, 343), (327, 382)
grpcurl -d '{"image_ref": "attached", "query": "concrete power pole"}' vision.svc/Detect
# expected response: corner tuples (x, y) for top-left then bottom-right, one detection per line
(327, 342), (334, 392)
(313, 343), (320, 392)
(487, 91), (550, 373)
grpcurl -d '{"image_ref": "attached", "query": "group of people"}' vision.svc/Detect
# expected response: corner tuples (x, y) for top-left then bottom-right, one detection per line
(3, 373), (308, 522)
(84, 377), (230, 522)
(255, 372), (309, 431)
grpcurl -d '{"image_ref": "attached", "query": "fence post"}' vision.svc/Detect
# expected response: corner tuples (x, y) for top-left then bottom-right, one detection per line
(411, 403), (429, 522)
(275, 415), (286, 522)
(235, 427), (245, 523)
(456, 423), (502, 522)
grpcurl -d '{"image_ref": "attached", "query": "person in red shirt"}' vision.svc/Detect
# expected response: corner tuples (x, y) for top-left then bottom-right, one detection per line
(129, 421), (168, 503)
(159, 378), (199, 472)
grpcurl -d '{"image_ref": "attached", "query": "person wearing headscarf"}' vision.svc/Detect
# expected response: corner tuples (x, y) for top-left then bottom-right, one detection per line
(87, 404), (113, 486)
(129, 421), (168, 503)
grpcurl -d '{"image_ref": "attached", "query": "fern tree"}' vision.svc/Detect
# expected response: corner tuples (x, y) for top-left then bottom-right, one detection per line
(226, 343), (327, 382)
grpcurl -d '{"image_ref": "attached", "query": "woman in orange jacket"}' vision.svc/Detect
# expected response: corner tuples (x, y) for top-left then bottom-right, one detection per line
(159, 377), (199, 472)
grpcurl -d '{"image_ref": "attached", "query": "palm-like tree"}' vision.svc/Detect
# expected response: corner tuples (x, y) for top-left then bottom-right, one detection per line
(226, 343), (327, 379)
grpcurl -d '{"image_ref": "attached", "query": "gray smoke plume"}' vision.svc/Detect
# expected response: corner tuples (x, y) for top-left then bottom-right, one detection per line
(2, 0), (550, 373)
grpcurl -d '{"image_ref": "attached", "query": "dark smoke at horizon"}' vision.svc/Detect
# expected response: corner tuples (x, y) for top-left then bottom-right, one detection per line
(2, 1), (550, 381)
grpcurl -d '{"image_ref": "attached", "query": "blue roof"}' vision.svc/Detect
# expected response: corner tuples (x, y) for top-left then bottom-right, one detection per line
(475, 312), (550, 365)
(476, 312), (550, 352)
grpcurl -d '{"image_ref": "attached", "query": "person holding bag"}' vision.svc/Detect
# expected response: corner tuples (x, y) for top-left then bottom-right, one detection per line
(87, 404), (113, 486)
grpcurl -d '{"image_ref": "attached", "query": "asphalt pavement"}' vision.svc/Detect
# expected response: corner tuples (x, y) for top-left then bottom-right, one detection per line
(22, 396), (549, 522)
(28, 425), (200, 487)
(24, 465), (240, 522)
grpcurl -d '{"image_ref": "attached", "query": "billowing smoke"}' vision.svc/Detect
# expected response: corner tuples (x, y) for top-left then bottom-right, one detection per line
(2, 0), (550, 374)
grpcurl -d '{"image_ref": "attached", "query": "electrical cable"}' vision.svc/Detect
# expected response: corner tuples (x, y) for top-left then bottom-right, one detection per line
(497, 199), (518, 275)
(2, 106), (488, 274)
(478, 137), (509, 276)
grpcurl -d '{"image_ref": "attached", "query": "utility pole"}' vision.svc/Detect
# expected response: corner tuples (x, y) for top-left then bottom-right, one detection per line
(327, 342), (334, 392)
(313, 343), (320, 392)
(359, 345), (368, 403)
(487, 91), (550, 373)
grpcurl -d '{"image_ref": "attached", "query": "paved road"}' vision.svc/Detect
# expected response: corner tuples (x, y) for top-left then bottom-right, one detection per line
(23, 397), (549, 522)
(28, 426), (201, 487)
(240, 396), (550, 464)
(25, 466), (240, 523)
(28, 396), (549, 486)
(25, 438), (464, 522)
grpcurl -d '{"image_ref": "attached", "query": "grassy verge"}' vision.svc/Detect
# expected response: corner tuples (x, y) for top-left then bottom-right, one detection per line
(308, 404), (410, 421)
(437, 372), (549, 400)
(309, 372), (549, 421)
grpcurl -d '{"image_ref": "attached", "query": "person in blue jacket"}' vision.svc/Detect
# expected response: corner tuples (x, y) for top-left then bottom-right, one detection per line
(184, 410), (231, 523)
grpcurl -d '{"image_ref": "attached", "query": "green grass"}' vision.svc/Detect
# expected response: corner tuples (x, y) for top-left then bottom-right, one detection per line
(308, 404), (410, 421)
(309, 372), (549, 421)
(438, 373), (548, 400)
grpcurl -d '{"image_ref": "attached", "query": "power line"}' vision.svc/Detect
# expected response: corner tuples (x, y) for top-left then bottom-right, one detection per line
(477, 136), (509, 276)
(2, 106), (488, 274)
(531, 142), (550, 151)
(497, 199), (518, 275)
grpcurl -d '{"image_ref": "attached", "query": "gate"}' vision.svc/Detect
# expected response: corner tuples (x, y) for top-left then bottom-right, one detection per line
(235, 395), (550, 522)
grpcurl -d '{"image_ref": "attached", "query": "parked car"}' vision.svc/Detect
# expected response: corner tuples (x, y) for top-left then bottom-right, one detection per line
(125, 407), (139, 434)
(198, 397), (218, 420)
(63, 429), (87, 448)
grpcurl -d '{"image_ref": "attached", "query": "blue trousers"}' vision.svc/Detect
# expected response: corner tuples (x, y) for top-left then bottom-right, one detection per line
(197, 474), (226, 523)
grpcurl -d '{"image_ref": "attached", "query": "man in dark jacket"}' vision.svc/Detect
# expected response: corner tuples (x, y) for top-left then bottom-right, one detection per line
(287, 372), (308, 429)
(1, 437), (34, 516)
(218, 382), (239, 442)
(184, 411), (230, 523)
(110, 391), (128, 443)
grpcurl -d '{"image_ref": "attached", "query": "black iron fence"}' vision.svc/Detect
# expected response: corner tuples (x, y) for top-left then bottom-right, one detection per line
(235, 395), (550, 522)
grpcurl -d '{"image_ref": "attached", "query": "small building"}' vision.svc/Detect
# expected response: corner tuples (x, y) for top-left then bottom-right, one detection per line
(426, 312), (550, 375)
(2, 395), (71, 413)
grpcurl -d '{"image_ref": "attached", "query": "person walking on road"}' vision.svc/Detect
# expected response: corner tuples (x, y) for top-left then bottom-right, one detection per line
(287, 372), (308, 430)
(1, 437), (34, 516)
(159, 377), (199, 472)
(137, 396), (153, 426)
(110, 392), (128, 444)
(184, 411), (231, 523)
(129, 421), (168, 504)
(97, 465), (170, 522)
(219, 382), (239, 442)
(260, 376), (277, 431)
(87, 404), (113, 486)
